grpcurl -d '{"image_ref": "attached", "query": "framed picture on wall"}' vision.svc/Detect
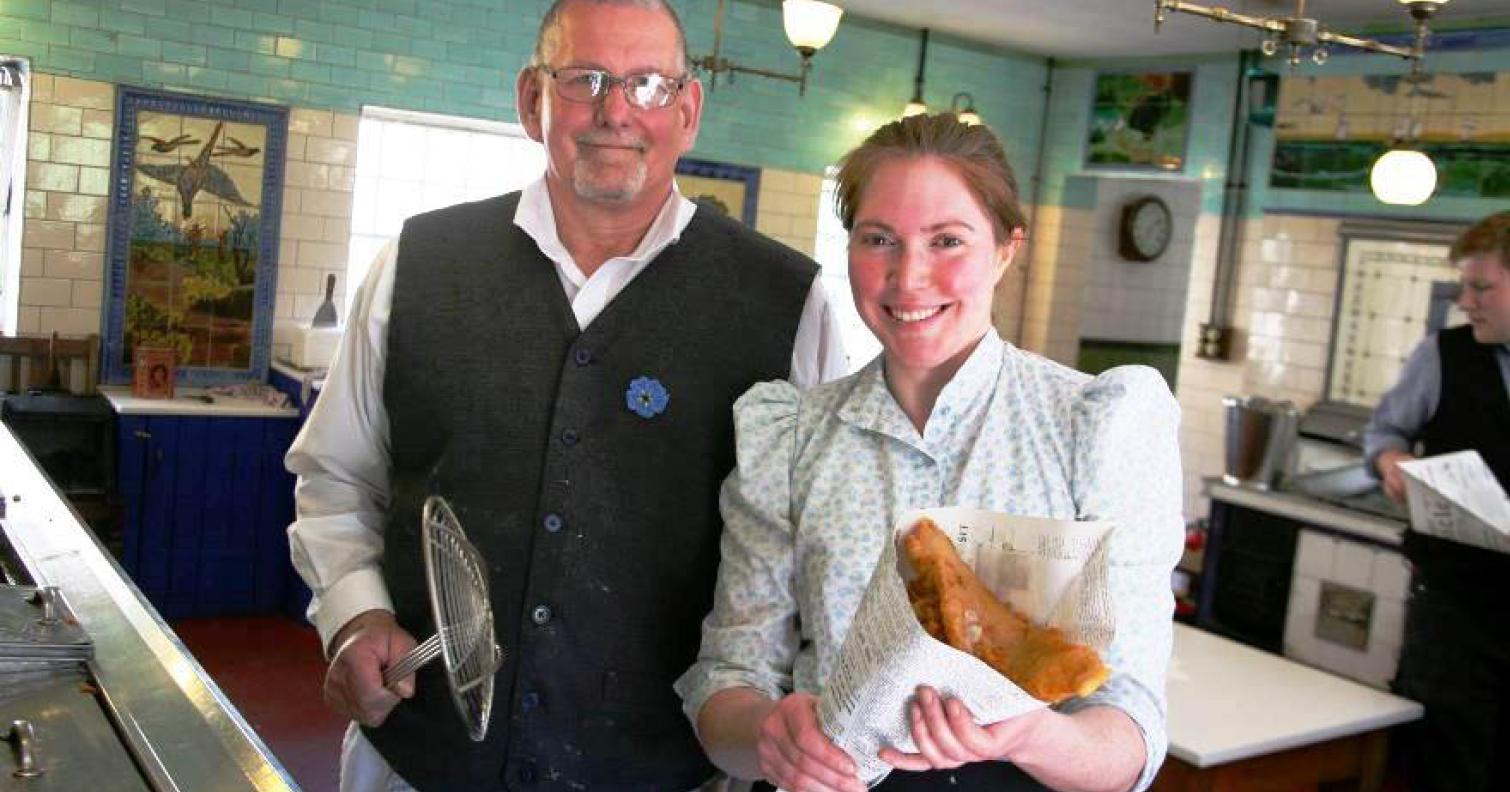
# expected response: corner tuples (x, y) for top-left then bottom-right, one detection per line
(675, 157), (760, 226)
(1085, 70), (1193, 171)
(102, 86), (288, 386)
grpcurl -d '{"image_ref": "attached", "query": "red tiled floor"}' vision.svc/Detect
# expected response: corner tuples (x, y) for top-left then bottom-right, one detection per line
(172, 616), (343, 792)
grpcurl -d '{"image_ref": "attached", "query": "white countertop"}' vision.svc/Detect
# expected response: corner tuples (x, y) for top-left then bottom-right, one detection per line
(100, 386), (300, 419)
(1167, 623), (1422, 767)
(1205, 479), (1406, 546)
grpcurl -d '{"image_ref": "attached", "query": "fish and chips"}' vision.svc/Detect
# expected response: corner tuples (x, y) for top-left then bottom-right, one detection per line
(902, 518), (1109, 704)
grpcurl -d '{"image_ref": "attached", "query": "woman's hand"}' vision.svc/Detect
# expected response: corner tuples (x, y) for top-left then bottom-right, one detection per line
(757, 692), (867, 792)
(879, 686), (1049, 772)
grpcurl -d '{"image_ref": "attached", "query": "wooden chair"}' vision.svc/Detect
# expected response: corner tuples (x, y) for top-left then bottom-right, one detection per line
(0, 333), (101, 394)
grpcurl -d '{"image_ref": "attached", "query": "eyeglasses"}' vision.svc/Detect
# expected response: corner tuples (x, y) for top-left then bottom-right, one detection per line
(541, 66), (687, 110)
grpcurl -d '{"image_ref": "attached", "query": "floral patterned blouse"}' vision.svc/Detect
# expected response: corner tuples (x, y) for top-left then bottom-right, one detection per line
(674, 329), (1184, 792)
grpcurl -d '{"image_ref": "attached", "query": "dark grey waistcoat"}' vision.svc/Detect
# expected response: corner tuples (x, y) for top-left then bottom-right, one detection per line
(366, 192), (816, 792)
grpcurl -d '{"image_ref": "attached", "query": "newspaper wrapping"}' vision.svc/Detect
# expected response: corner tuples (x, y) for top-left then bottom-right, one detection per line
(813, 507), (1117, 786)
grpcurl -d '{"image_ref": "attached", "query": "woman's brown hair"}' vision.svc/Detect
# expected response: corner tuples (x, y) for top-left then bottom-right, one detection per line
(833, 113), (1027, 242)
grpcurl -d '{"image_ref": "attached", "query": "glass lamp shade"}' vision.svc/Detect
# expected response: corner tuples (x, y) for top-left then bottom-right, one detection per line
(1370, 148), (1437, 206)
(958, 109), (982, 126)
(783, 0), (843, 51)
(902, 100), (928, 117)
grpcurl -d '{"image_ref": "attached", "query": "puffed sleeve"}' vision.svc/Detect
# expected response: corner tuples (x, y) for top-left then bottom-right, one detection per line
(1062, 366), (1184, 792)
(675, 380), (805, 729)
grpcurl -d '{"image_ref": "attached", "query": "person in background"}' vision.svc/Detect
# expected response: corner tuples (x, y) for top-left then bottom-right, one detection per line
(1363, 210), (1510, 792)
(677, 113), (1184, 792)
(284, 1), (846, 790)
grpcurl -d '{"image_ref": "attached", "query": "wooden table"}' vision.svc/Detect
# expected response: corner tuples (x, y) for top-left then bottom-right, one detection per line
(1152, 624), (1423, 792)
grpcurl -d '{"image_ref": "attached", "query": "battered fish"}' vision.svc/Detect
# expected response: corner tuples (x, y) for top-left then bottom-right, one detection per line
(903, 518), (1109, 703)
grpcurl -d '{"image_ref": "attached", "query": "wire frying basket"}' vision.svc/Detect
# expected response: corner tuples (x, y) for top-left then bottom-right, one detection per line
(382, 496), (502, 742)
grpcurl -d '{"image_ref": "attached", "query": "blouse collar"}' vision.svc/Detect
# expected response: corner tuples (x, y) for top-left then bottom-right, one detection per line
(836, 328), (1006, 456)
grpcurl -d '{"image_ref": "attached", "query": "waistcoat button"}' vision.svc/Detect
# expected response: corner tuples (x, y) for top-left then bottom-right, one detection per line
(543, 514), (563, 533)
(561, 428), (579, 446)
(531, 605), (552, 625)
(574, 348), (592, 365)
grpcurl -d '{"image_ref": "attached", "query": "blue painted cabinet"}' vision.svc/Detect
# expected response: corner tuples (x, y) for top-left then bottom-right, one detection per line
(117, 413), (301, 619)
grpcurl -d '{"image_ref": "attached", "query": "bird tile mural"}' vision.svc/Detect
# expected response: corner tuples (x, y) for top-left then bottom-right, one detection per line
(103, 88), (287, 386)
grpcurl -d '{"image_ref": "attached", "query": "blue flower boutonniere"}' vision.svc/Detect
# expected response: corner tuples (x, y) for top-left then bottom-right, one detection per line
(626, 376), (670, 419)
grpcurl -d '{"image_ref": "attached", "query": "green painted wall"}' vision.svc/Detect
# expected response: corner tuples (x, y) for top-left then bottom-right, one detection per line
(0, 0), (1049, 175)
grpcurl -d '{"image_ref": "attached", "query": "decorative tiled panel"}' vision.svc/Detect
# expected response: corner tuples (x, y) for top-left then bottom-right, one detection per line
(1327, 238), (1458, 407)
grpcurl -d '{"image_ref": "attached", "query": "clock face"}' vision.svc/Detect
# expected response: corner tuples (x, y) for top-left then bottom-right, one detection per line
(1120, 197), (1172, 261)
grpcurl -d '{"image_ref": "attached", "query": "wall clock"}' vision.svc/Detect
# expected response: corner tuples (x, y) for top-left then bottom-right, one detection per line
(1118, 195), (1173, 262)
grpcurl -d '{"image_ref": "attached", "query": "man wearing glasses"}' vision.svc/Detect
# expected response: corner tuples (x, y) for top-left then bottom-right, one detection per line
(286, 1), (845, 791)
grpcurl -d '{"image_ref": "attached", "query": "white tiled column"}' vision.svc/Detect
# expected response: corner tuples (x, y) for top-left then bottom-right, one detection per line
(755, 167), (822, 258)
(276, 109), (358, 325)
(19, 74), (112, 338)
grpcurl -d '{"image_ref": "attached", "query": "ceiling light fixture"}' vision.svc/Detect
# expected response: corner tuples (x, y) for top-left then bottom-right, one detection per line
(903, 28), (930, 117)
(1371, 148), (1436, 205)
(1153, 0), (1452, 73)
(951, 92), (982, 126)
(1371, 76), (1437, 205)
(692, 0), (843, 95)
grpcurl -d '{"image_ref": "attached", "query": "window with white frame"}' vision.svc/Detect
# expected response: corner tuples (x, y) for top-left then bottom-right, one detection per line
(347, 106), (547, 296)
(814, 169), (881, 374)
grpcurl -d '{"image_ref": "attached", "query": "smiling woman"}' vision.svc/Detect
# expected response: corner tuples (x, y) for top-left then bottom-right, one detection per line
(679, 113), (1184, 792)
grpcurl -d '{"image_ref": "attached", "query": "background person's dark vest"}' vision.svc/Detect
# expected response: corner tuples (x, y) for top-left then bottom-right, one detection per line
(366, 193), (816, 791)
(1403, 324), (1510, 604)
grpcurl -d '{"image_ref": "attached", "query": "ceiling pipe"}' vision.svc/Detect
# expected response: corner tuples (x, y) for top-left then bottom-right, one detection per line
(1197, 50), (1258, 361)
(1014, 57), (1055, 349)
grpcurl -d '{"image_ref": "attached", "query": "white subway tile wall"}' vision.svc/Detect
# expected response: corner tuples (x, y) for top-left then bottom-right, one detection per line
(1174, 215), (1344, 519)
(755, 167), (823, 259)
(281, 108), (358, 328)
(1076, 178), (1201, 346)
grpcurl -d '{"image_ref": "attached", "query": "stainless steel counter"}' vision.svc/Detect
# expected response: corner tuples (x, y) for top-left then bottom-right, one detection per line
(1205, 478), (1406, 546)
(0, 420), (299, 791)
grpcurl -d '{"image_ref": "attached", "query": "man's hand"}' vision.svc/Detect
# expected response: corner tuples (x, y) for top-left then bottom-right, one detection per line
(1377, 450), (1417, 504)
(756, 692), (866, 792)
(323, 609), (418, 727)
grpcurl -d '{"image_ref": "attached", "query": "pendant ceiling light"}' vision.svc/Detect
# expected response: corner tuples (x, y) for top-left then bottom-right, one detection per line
(1370, 78), (1437, 206)
(692, 0), (843, 95)
(1371, 148), (1437, 206)
(903, 29), (930, 118)
(950, 92), (982, 126)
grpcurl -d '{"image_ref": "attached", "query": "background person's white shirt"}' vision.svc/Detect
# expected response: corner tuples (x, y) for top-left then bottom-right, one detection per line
(286, 177), (848, 651)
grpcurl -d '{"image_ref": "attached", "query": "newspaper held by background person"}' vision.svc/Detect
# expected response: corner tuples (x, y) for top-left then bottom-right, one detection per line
(1399, 450), (1510, 554)
(812, 507), (1116, 787)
